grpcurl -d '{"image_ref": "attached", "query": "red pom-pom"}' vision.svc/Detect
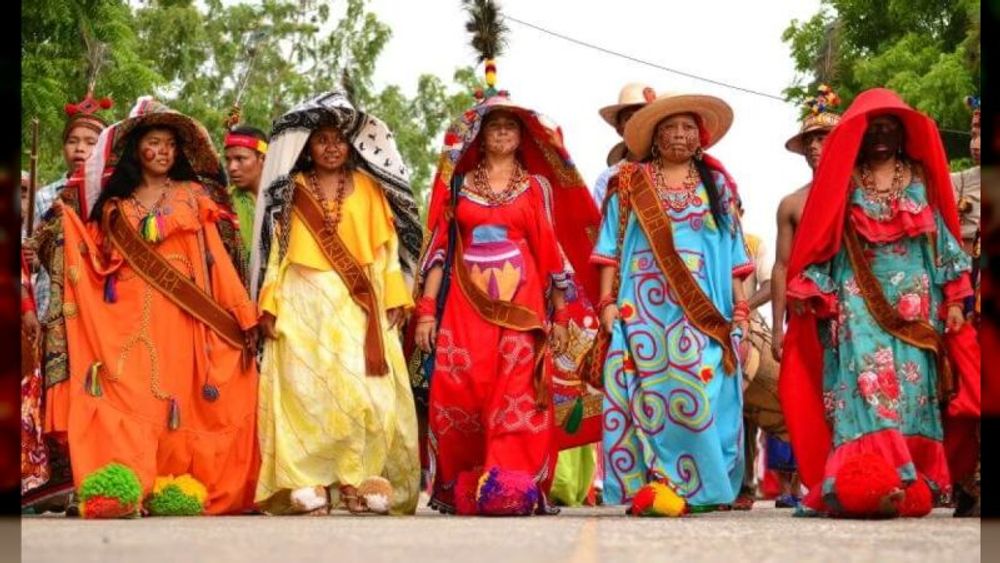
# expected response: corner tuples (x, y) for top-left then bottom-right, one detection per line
(834, 453), (903, 518)
(454, 469), (480, 515)
(899, 475), (933, 518)
(64, 103), (78, 116)
(81, 495), (134, 519)
(629, 485), (656, 516)
(99, 97), (113, 109)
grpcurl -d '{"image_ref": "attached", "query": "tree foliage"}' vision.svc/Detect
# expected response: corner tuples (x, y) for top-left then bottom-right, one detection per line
(782, 0), (980, 155)
(22, 0), (477, 206)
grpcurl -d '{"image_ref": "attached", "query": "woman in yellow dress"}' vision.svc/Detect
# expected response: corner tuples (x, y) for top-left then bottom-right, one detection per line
(249, 92), (422, 515)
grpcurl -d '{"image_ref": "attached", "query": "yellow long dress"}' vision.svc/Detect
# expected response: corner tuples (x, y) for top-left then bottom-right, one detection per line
(254, 171), (419, 514)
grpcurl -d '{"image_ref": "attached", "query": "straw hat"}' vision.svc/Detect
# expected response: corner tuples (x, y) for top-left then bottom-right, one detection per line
(784, 112), (841, 155)
(606, 142), (628, 166)
(598, 83), (657, 128)
(623, 92), (733, 160)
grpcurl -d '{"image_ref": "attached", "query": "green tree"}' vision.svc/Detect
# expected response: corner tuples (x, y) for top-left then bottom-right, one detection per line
(133, 0), (476, 206)
(21, 0), (162, 182)
(22, 0), (477, 208)
(782, 0), (980, 158)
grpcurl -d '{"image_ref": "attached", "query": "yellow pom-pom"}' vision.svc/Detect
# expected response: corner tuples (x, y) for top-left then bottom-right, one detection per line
(152, 474), (208, 504)
(648, 482), (687, 517)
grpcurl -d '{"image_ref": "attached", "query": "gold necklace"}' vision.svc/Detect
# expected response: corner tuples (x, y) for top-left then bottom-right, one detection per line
(469, 160), (526, 205)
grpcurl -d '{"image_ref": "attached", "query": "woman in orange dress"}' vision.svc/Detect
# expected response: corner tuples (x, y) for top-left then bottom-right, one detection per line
(51, 99), (259, 517)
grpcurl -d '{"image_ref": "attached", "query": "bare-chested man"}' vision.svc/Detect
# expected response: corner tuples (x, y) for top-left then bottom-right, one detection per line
(771, 104), (841, 361)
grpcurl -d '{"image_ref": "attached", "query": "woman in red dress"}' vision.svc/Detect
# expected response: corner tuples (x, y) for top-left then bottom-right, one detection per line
(413, 92), (599, 515)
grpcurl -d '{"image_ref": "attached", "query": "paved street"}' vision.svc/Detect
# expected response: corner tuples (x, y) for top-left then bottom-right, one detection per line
(16, 499), (982, 563)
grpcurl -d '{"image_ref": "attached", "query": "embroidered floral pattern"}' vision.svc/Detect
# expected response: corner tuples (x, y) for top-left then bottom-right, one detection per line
(856, 346), (901, 422)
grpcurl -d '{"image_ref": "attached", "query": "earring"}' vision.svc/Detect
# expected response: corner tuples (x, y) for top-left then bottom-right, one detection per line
(651, 143), (660, 159)
(694, 147), (704, 161)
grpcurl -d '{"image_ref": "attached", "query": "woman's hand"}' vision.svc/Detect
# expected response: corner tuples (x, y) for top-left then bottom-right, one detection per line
(600, 304), (619, 335)
(945, 303), (965, 333)
(260, 312), (278, 340)
(550, 323), (569, 355)
(415, 319), (437, 353)
(771, 327), (784, 362)
(387, 307), (406, 329)
(733, 317), (750, 338)
(23, 310), (40, 344)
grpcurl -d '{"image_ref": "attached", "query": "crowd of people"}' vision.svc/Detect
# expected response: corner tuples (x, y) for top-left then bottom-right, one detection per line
(19, 30), (981, 521)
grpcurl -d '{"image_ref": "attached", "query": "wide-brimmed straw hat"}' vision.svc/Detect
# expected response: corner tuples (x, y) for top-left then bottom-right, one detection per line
(623, 92), (733, 159)
(784, 112), (841, 155)
(598, 83), (657, 128)
(606, 142), (628, 166)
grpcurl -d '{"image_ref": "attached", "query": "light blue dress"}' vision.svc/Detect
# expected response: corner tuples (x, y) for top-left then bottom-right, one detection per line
(592, 164), (752, 508)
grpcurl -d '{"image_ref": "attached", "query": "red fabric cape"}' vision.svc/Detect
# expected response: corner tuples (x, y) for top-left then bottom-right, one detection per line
(778, 88), (978, 489)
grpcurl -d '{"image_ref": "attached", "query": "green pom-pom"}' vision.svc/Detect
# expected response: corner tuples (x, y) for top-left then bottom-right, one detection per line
(78, 463), (143, 505)
(145, 484), (204, 516)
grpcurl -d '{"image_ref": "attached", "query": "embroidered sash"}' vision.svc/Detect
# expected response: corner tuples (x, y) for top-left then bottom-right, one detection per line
(292, 185), (389, 376)
(104, 202), (245, 350)
(843, 220), (953, 398)
(623, 163), (738, 375)
(453, 235), (550, 407)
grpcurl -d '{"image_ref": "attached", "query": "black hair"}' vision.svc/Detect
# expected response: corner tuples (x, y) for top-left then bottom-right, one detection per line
(228, 124), (269, 143)
(694, 158), (728, 228)
(90, 124), (200, 222)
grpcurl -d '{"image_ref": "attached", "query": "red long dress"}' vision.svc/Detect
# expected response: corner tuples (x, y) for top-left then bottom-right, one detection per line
(427, 175), (565, 513)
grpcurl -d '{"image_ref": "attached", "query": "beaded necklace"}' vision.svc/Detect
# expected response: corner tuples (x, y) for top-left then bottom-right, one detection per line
(132, 179), (171, 244)
(651, 160), (702, 211)
(860, 159), (906, 220)
(309, 170), (349, 230)
(467, 160), (527, 205)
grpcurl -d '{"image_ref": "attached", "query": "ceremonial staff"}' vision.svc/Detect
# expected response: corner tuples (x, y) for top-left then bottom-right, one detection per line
(26, 117), (39, 236)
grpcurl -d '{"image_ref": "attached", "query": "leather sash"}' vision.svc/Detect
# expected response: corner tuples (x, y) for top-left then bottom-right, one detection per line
(292, 186), (389, 376)
(623, 164), (738, 375)
(104, 202), (244, 350)
(452, 235), (550, 407)
(843, 220), (953, 398)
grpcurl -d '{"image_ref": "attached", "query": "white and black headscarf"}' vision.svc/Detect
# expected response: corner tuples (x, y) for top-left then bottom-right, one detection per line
(248, 91), (420, 299)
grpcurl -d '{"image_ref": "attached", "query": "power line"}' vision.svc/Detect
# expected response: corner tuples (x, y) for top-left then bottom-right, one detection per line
(506, 15), (972, 137)
(506, 15), (787, 102)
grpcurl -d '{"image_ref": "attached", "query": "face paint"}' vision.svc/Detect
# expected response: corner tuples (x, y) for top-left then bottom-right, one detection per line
(142, 148), (158, 162)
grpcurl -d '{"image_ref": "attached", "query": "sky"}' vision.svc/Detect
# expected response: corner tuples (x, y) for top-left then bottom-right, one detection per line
(366, 0), (825, 270)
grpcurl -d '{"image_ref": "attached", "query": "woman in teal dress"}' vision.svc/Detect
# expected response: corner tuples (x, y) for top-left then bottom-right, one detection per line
(782, 89), (975, 517)
(591, 92), (753, 511)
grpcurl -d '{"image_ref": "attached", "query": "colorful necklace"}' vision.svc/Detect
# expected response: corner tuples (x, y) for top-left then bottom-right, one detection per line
(860, 159), (905, 219)
(468, 160), (527, 205)
(651, 160), (701, 211)
(309, 170), (348, 230)
(133, 179), (171, 244)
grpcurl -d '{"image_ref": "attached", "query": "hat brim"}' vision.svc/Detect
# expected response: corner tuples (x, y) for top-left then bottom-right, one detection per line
(784, 122), (837, 155)
(623, 94), (733, 160)
(598, 102), (643, 129)
(606, 142), (628, 167)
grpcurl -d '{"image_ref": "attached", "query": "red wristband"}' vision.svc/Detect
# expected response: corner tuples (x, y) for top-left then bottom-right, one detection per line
(596, 295), (616, 313)
(415, 296), (436, 320)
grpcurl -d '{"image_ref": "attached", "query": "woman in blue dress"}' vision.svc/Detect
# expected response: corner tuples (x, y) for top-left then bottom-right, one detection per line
(590, 92), (753, 512)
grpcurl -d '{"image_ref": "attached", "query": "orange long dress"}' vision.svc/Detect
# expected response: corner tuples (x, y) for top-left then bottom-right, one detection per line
(49, 182), (259, 514)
